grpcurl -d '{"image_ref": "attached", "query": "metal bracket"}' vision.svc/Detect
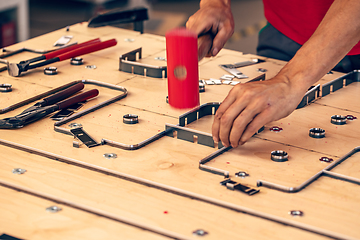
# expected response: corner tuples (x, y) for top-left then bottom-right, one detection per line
(220, 178), (260, 195)
(70, 127), (100, 148)
(119, 48), (167, 78)
(322, 70), (360, 97)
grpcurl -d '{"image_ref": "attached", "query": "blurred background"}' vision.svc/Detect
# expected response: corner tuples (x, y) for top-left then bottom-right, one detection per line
(0, 0), (265, 54)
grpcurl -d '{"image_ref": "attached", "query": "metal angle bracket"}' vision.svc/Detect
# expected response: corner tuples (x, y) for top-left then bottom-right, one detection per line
(322, 70), (360, 97)
(220, 178), (260, 195)
(70, 127), (100, 148)
(296, 84), (320, 109)
(119, 48), (167, 78)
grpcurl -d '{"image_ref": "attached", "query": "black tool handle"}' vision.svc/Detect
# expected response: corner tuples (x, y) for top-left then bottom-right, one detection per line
(57, 89), (99, 110)
(43, 83), (85, 106)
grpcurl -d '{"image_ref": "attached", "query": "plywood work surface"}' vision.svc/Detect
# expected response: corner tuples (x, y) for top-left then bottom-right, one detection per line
(0, 23), (360, 240)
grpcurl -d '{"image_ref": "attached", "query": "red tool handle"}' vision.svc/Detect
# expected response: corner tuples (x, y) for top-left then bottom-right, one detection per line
(57, 39), (117, 61)
(44, 38), (101, 60)
(57, 89), (99, 110)
(43, 83), (85, 105)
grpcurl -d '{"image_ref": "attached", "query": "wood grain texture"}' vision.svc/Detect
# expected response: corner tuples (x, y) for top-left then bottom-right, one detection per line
(0, 22), (359, 240)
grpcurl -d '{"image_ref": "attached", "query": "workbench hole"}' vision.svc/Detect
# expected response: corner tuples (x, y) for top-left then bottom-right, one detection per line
(193, 135), (198, 144)
(173, 130), (178, 138)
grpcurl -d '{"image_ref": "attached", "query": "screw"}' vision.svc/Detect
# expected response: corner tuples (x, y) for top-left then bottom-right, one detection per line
(289, 210), (303, 217)
(270, 126), (283, 132)
(85, 65), (97, 69)
(192, 229), (208, 236)
(46, 206), (62, 213)
(69, 123), (82, 128)
(320, 157), (333, 163)
(12, 168), (26, 174)
(235, 171), (249, 178)
(103, 153), (117, 159)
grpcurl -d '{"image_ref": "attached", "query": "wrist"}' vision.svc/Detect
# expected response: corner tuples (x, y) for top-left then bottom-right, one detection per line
(200, 0), (231, 9)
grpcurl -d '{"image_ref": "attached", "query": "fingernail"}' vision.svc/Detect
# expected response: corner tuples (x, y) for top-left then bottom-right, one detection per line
(212, 48), (219, 56)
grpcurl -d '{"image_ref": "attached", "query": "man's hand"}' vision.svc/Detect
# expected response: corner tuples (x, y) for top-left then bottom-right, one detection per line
(186, 0), (234, 58)
(212, 75), (306, 148)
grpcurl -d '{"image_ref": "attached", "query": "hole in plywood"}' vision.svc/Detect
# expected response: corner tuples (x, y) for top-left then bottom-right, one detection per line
(193, 135), (198, 144)
(173, 130), (177, 138)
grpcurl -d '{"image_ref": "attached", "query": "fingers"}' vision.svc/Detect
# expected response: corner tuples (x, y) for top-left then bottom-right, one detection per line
(212, 87), (242, 144)
(211, 21), (234, 56)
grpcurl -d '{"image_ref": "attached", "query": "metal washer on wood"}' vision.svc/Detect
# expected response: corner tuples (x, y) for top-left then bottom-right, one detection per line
(44, 67), (58, 75)
(271, 150), (288, 162)
(123, 114), (139, 124)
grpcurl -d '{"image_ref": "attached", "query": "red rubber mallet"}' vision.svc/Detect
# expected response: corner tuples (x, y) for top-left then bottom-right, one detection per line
(166, 28), (199, 109)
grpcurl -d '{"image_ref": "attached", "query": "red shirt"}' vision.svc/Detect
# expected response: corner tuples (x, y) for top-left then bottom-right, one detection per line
(263, 0), (360, 55)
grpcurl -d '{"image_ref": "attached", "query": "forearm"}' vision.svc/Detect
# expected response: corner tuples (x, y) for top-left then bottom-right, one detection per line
(278, 0), (360, 94)
(199, 0), (231, 8)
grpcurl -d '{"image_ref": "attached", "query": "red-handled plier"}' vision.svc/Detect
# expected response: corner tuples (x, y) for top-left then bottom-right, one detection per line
(8, 38), (117, 77)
